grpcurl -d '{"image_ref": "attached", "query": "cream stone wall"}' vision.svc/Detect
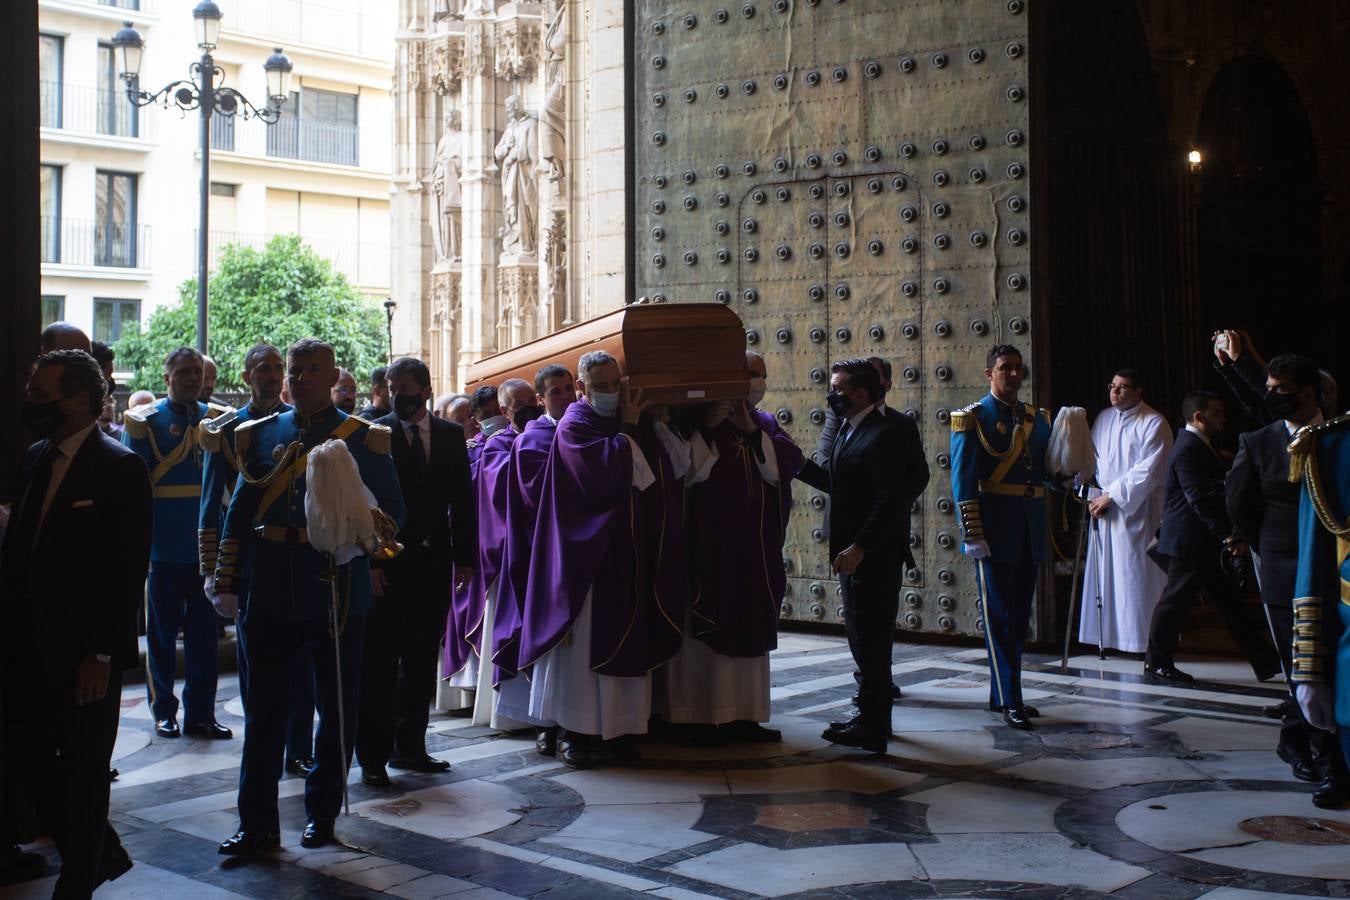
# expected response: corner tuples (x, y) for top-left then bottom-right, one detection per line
(389, 0), (627, 395)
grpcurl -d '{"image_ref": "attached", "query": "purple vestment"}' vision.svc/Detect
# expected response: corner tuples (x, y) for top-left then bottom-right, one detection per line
(443, 426), (516, 678)
(688, 409), (804, 657)
(493, 414), (558, 679)
(519, 399), (664, 677)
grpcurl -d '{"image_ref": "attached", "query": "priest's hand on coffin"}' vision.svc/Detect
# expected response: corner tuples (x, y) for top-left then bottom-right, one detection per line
(1296, 683), (1336, 733)
(832, 544), (865, 576)
(371, 567), (389, 599)
(454, 565), (474, 593)
(1223, 535), (1249, 558)
(1088, 494), (1112, 519)
(730, 401), (758, 434)
(621, 379), (646, 426)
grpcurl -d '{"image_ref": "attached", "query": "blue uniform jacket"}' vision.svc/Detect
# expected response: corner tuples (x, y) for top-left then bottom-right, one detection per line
(198, 400), (292, 576)
(949, 393), (1052, 564)
(214, 405), (405, 623)
(1289, 414), (1350, 725)
(122, 397), (227, 564)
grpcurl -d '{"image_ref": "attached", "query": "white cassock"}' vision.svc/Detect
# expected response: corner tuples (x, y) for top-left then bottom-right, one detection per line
(1079, 401), (1173, 652)
(528, 433), (659, 741)
(656, 425), (780, 725)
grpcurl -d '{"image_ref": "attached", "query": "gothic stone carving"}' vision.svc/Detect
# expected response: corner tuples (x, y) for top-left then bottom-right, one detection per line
(497, 264), (540, 348)
(427, 35), (465, 95)
(432, 109), (464, 261)
(495, 17), (541, 81)
(495, 94), (539, 257)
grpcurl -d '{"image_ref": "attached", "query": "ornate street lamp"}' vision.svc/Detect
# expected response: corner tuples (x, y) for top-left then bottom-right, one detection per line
(112, 11), (292, 353)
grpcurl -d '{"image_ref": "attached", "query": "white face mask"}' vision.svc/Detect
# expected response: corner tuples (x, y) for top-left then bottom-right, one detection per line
(589, 391), (620, 417)
(747, 376), (767, 407)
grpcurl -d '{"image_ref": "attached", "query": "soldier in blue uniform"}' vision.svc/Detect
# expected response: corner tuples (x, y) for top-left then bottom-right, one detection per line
(950, 344), (1052, 730)
(1289, 412), (1350, 808)
(198, 343), (317, 774)
(213, 338), (404, 855)
(122, 346), (232, 739)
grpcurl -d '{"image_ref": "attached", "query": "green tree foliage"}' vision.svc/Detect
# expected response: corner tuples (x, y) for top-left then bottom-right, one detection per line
(116, 235), (386, 391)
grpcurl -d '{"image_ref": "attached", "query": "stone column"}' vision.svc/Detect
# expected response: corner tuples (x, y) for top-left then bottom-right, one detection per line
(390, 29), (428, 361)
(457, 4), (501, 387)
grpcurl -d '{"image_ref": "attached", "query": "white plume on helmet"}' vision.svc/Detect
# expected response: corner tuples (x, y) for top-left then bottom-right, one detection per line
(305, 439), (377, 564)
(1047, 406), (1096, 480)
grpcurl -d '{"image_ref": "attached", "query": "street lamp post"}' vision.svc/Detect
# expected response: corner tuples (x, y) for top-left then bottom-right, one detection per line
(111, 2), (292, 353)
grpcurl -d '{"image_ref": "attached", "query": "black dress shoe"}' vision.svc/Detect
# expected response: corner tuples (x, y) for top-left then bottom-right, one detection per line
(1, 843), (47, 878)
(988, 702), (1041, 718)
(827, 713), (866, 733)
(821, 721), (887, 754)
(109, 768), (119, 782)
(1313, 776), (1350, 809)
(184, 721), (233, 740)
(1003, 706), (1034, 730)
(301, 818), (336, 849)
(536, 726), (559, 757)
(218, 829), (281, 856)
(1277, 745), (1320, 784)
(1143, 663), (1195, 686)
(284, 757), (317, 776)
(361, 766), (390, 787)
(559, 737), (595, 770)
(388, 754), (450, 773)
(1264, 699), (1290, 719)
(95, 846), (133, 887)
(891, 682), (902, 699)
(155, 718), (180, 738)
(601, 735), (642, 764)
(719, 720), (782, 743)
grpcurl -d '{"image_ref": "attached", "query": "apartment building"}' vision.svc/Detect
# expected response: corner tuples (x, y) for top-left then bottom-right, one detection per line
(38, 0), (394, 365)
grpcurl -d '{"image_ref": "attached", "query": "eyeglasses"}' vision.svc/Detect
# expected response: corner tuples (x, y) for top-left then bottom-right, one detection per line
(1107, 383), (1137, 393)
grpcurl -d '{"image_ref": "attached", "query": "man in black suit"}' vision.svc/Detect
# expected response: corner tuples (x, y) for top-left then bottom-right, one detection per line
(796, 358), (927, 753)
(1227, 354), (1348, 796)
(1, 350), (151, 896)
(1144, 390), (1281, 685)
(356, 357), (477, 786)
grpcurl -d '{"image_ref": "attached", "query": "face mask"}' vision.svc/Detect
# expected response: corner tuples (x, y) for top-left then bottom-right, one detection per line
(747, 377), (767, 407)
(589, 391), (620, 417)
(393, 392), (425, 421)
(1265, 389), (1300, 421)
(21, 398), (68, 438)
(514, 405), (545, 431)
(826, 391), (852, 418)
(479, 414), (509, 436)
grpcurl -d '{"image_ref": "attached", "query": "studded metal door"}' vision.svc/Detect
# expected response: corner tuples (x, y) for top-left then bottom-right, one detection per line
(632, 0), (1034, 638)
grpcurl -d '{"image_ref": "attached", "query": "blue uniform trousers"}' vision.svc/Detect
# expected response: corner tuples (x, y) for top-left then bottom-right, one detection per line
(145, 561), (219, 723)
(237, 609), (364, 831)
(974, 557), (1038, 709)
(233, 580), (316, 762)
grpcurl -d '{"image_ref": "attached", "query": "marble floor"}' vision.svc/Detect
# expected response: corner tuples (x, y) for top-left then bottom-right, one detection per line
(5, 635), (1345, 899)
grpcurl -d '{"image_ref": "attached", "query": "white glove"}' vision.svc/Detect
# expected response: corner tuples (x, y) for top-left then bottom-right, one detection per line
(202, 575), (216, 597)
(1296, 683), (1337, 733)
(963, 540), (991, 560)
(211, 592), (239, 619)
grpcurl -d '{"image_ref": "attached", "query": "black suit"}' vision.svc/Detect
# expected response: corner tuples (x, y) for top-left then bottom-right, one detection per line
(1146, 429), (1279, 676)
(1, 427), (151, 896)
(1227, 419), (1342, 775)
(357, 412), (476, 768)
(797, 408), (927, 730)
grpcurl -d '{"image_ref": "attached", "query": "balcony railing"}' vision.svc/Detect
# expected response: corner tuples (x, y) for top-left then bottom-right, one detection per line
(41, 217), (151, 269)
(40, 81), (156, 142)
(222, 0), (394, 60)
(266, 117), (359, 166)
(198, 231), (388, 287)
(96, 0), (151, 10)
(211, 110), (235, 152)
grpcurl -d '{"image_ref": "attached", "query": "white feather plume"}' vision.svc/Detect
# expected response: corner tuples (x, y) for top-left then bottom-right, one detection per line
(305, 439), (377, 558)
(1046, 406), (1096, 478)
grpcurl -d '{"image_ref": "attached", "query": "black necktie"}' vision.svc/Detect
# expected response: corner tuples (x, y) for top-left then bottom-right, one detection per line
(15, 444), (58, 552)
(831, 420), (851, 472)
(409, 423), (429, 477)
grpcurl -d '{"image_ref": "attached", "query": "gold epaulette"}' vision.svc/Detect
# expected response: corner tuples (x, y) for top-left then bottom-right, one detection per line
(122, 402), (156, 440)
(205, 402), (232, 420)
(1036, 406), (1051, 426)
(364, 421), (392, 454)
(199, 407), (240, 453)
(1288, 412), (1350, 483)
(234, 411), (280, 463)
(949, 403), (979, 433)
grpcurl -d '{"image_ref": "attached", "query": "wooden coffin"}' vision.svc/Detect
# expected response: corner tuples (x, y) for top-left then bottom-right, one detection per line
(464, 302), (750, 405)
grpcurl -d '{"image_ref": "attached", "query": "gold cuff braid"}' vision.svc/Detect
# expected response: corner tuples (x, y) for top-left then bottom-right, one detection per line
(1290, 594), (1328, 683)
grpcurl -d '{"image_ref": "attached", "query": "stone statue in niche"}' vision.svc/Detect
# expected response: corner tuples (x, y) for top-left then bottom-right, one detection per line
(494, 94), (538, 257)
(433, 0), (464, 20)
(432, 108), (463, 261)
(540, 1), (567, 184)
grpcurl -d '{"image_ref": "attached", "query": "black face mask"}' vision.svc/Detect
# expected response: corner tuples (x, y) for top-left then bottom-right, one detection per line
(514, 404), (544, 431)
(393, 392), (425, 421)
(21, 398), (68, 438)
(1265, 389), (1301, 421)
(826, 391), (852, 418)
